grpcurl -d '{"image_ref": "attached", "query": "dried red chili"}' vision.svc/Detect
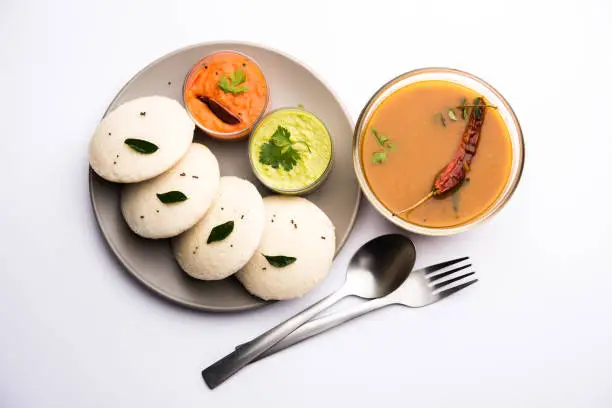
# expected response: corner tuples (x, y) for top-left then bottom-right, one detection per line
(432, 97), (486, 196)
(394, 97), (488, 216)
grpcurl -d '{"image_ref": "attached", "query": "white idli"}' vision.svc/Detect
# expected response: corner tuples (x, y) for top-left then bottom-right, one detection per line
(172, 177), (265, 280)
(237, 196), (335, 300)
(89, 96), (194, 183)
(121, 143), (220, 239)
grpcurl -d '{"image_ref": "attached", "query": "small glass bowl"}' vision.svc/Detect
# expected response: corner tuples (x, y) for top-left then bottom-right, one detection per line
(182, 50), (270, 141)
(353, 67), (525, 236)
(249, 107), (334, 195)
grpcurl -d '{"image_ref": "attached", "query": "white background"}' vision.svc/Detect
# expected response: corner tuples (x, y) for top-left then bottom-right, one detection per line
(1, 0), (611, 407)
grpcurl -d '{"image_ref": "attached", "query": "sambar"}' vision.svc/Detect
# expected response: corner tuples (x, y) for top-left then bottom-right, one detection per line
(360, 80), (512, 228)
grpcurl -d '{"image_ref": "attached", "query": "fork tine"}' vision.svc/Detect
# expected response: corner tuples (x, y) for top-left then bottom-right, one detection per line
(427, 263), (472, 281)
(419, 256), (469, 275)
(436, 279), (478, 299)
(432, 272), (476, 290)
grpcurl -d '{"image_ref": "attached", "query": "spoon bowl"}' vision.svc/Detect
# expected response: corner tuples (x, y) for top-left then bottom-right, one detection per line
(344, 234), (416, 299)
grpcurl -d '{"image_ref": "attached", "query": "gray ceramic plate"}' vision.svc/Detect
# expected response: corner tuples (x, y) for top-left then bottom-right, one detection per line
(89, 42), (360, 312)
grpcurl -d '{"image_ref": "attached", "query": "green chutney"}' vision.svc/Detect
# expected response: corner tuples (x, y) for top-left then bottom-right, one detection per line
(249, 108), (333, 193)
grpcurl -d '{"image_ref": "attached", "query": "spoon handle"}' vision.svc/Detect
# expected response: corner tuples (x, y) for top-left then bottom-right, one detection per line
(249, 296), (392, 362)
(202, 288), (347, 389)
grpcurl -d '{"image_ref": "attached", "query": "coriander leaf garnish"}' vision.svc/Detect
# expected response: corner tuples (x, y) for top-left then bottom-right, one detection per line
(218, 69), (249, 95)
(262, 254), (297, 268)
(156, 191), (188, 204)
(231, 69), (246, 85)
(207, 221), (234, 244)
(218, 76), (230, 90)
(270, 125), (291, 147)
(259, 126), (310, 171)
(124, 138), (158, 154)
(260, 142), (283, 167)
(371, 127), (394, 164)
(372, 151), (387, 164)
(260, 142), (301, 171)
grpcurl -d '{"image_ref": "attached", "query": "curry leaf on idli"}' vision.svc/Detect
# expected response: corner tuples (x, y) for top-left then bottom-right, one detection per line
(121, 143), (220, 239)
(124, 138), (159, 154)
(207, 221), (234, 244)
(262, 255), (297, 268)
(172, 177), (265, 280)
(156, 191), (188, 204)
(237, 196), (335, 300)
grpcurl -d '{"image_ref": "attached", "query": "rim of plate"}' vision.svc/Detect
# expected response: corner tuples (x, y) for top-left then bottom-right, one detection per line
(88, 40), (361, 312)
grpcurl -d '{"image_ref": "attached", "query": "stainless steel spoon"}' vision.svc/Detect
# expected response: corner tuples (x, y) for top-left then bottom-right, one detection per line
(201, 234), (417, 389)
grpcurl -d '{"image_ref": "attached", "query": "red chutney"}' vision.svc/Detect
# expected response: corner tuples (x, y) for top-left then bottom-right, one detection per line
(184, 51), (268, 138)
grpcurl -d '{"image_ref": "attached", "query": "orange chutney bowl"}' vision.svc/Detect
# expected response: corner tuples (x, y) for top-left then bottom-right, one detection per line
(183, 50), (270, 140)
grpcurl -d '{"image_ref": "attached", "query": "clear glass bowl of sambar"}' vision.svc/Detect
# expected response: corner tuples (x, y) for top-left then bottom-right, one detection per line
(353, 68), (525, 236)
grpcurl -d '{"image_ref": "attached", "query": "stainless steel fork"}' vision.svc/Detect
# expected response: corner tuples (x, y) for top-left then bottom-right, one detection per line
(247, 256), (477, 362)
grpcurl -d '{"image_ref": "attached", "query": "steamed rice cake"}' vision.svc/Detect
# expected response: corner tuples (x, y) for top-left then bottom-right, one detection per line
(173, 177), (265, 280)
(89, 96), (194, 183)
(121, 143), (220, 239)
(237, 196), (335, 300)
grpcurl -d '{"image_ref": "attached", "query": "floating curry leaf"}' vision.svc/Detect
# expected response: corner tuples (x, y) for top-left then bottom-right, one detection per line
(460, 97), (469, 120)
(438, 113), (447, 127)
(473, 97), (484, 120)
(455, 98), (497, 122)
(263, 254), (297, 268)
(156, 191), (188, 204)
(207, 221), (234, 244)
(124, 138), (158, 154)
